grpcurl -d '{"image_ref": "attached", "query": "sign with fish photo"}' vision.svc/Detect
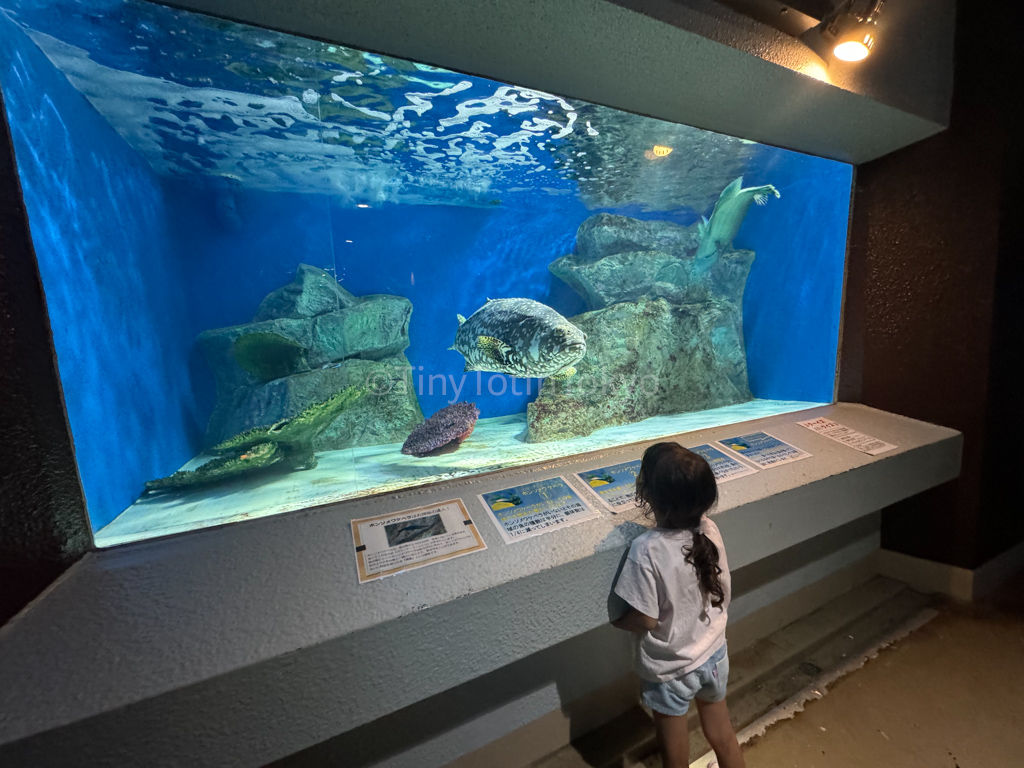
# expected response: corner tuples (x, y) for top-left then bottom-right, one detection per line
(714, 431), (811, 469)
(351, 499), (487, 584)
(575, 460), (643, 513)
(689, 443), (759, 483)
(479, 477), (600, 544)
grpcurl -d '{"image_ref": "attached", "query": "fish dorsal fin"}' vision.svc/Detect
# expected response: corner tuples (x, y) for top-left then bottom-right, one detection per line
(477, 335), (512, 364)
(457, 313), (466, 325)
(722, 177), (743, 199)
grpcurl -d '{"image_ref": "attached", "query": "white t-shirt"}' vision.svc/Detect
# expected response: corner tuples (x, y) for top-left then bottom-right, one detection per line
(613, 519), (731, 682)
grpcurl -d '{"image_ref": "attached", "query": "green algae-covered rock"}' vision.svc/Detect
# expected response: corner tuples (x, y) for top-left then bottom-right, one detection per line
(204, 354), (422, 451)
(254, 263), (358, 321)
(198, 295), (412, 394)
(232, 331), (309, 382)
(197, 264), (420, 452)
(527, 298), (751, 443)
(549, 214), (754, 312)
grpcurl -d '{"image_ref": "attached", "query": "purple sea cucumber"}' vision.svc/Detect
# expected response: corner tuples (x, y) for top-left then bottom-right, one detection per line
(401, 402), (480, 457)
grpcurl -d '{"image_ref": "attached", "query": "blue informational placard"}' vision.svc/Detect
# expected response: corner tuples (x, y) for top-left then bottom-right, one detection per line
(688, 443), (759, 483)
(576, 460), (642, 513)
(479, 476), (599, 544)
(716, 431), (811, 469)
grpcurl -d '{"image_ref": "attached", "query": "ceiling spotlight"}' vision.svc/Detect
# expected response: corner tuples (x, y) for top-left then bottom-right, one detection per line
(713, 0), (885, 68)
(810, 0), (884, 63)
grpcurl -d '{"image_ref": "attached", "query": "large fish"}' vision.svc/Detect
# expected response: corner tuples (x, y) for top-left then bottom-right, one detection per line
(695, 177), (780, 264)
(449, 298), (586, 380)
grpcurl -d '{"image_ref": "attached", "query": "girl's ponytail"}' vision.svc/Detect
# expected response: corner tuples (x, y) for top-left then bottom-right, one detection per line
(684, 529), (725, 609)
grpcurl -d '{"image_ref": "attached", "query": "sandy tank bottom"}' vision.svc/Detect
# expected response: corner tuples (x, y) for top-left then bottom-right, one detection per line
(95, 398), (824, 546)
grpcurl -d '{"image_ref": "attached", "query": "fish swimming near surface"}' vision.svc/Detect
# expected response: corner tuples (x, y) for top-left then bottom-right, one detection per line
(449, 298), (587, 380)
(695, 177), (780, 264)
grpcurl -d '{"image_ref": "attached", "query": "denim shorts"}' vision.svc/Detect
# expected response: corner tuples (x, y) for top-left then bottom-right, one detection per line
(641, 643), (729, 716)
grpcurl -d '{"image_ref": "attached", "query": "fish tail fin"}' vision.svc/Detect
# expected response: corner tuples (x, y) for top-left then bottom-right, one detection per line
(754, 193), (768, 206)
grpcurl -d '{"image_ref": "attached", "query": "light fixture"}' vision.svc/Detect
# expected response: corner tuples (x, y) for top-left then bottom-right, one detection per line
(714, 0), (884, 67)
(808, 0), (884, 63)
(652, 145), (673, 157)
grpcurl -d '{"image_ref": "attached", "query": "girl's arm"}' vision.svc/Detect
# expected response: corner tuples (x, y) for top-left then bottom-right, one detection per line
(611, 606), (658, 634)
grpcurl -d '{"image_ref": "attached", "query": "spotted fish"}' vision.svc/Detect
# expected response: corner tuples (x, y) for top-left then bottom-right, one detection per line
(449, 298), (586, 380)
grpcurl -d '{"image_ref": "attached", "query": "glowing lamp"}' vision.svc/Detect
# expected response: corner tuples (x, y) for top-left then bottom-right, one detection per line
(652, 145), (673, 157)
(799, 0), (883, 66)
(833, 37), (872, 61)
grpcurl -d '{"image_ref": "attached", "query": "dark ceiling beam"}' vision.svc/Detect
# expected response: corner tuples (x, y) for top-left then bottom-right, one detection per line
(707, 0), (835, 36)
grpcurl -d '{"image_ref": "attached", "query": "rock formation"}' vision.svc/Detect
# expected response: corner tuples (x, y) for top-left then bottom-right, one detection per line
(199, 264), (423, 450)
(528, 212), (757, 442)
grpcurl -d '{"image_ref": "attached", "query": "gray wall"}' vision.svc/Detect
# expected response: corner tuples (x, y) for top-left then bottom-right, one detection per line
(272, 516), (881, 768)
(0, 84), (92, 626)
(162, 0), (953, 164)
(609, 0), (955, 125)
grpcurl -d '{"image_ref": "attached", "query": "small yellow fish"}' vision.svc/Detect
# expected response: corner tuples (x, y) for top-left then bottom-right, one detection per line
(491, 501), (517, 510)
(729, 443), (748, 451)
(589, 478), (611, 487)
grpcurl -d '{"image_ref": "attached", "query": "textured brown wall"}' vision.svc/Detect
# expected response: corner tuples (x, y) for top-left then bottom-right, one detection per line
(0, 86), (92, 625)
(841, 2), (1024, 569)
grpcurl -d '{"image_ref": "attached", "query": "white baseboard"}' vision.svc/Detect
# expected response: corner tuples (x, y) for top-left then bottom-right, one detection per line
(877, 540), (1024, 601)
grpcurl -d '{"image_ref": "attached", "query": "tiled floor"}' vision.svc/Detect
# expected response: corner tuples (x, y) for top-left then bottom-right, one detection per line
(529, 570), (1024, 768)
(737, 571), (1024, 768)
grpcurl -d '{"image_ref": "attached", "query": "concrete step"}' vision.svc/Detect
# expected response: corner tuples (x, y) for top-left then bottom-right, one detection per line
(529, 576), (932, 768)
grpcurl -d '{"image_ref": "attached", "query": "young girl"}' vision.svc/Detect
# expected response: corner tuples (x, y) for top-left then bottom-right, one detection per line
(612, 442), (745, 768)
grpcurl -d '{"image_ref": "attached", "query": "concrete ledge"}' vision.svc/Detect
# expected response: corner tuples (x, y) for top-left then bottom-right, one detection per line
(0, 403), (961, 767)
(163, 0), (949, 164)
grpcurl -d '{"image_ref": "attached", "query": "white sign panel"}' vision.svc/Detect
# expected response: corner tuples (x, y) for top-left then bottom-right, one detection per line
(351, 499), (486, 583)
(797, 417), (897, 456)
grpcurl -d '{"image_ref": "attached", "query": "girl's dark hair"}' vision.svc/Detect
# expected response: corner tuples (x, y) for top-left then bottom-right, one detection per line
(635, 442), (725, 609)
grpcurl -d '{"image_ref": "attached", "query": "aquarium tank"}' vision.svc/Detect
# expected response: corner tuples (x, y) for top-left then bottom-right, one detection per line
(0, 0), (852, 546)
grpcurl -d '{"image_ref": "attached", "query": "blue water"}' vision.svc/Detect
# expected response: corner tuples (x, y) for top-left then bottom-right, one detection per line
(0, 0), (852, 536)
(0, 8), (204, 529)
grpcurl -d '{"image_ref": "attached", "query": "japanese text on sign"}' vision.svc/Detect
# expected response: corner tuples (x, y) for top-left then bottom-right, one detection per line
(689, 443), (759, 483)
(351, 499), (486, 584)
(715, 431), (811, 469)
(797, 417), (897, 456)
(576, 460), (642, 513)
(479, 477), (600, 544)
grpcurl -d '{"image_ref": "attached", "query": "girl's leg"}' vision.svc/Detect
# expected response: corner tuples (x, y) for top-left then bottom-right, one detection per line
(695, 698), (746, 768)
(651, 709), (690, 768)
